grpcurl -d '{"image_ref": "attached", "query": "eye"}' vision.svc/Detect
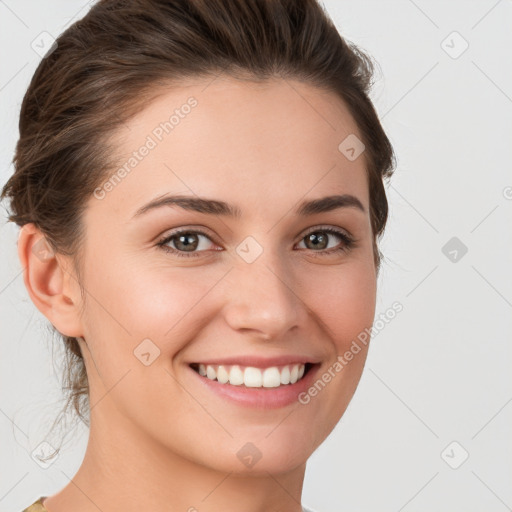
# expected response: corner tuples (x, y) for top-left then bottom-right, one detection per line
(156, 226), (356, 258)
(156, 229), (219, 258)
(296, 226), (355, 255)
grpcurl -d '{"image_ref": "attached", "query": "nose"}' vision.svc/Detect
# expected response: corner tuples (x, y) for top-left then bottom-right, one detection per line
(221, 252), (307, 341)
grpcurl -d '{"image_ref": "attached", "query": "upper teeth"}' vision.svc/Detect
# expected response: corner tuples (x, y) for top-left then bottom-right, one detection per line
(195, 363), (306, 388)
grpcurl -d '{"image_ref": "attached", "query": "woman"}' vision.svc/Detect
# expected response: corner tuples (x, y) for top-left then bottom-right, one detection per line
(2, 0), (395, 510)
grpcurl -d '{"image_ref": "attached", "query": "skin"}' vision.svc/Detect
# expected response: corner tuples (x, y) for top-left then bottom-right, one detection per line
(18, 75), (377, 512)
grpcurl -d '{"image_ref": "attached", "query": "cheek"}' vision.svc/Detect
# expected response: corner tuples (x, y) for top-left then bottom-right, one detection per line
(292, 259), (376, 446)
(78, 262), (212, 418)
(80, 258), (230, 372)
(305, 259), (377, 349)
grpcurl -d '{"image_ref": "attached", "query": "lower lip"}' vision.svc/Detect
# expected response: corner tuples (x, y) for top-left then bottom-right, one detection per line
(188, 364), (321, 409)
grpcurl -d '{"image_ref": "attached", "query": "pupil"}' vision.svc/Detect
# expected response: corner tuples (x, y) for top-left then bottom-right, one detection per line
(177, 233), (197, 251)
(309, 232), (327, 249)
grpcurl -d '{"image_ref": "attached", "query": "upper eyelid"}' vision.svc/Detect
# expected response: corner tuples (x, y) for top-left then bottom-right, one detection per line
(159, 225), (218, 244)
(300, 224), (352, 237)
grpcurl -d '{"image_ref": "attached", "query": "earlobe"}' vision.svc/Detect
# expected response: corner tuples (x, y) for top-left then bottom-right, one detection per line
(17, 223), (84, 338)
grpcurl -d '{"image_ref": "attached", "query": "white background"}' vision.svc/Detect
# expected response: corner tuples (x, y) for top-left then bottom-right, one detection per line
(1, 1), (511, 511)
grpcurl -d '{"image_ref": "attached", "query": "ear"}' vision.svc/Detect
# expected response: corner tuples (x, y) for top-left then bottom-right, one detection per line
(17, 223), (84, 338)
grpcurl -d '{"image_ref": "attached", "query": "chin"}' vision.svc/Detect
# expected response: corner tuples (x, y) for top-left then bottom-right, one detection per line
(205, 428), (318, 476)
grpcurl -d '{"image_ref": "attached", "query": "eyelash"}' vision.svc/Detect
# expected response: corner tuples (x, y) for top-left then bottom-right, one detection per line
(156, 226), (356, 259)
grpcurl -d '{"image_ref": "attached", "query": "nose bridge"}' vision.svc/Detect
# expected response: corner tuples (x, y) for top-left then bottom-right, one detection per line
(222, 240), (305, 339)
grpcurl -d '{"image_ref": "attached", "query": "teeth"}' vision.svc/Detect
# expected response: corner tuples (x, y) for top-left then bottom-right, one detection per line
(262, 367), (281, 388)
(217, 365), (230, 384)
(206, 365), (216, 380)
(196, 363), (307, 388)
(280, 366), (291, 385)
(244, 367), (262, 387)
(290, 365), (299, 384)
(229, 365), (244, 386)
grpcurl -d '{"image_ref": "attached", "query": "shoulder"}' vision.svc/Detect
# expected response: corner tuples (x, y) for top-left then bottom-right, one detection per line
(21, 496), (48, 512)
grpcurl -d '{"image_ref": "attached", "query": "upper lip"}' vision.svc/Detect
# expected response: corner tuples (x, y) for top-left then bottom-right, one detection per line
(189, 355), (320, 368)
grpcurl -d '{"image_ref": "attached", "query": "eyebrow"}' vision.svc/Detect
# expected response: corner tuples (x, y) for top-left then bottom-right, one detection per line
(132, 193), (366, 219)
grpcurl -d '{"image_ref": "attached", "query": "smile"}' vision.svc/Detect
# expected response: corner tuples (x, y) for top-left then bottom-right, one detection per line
(190, 362), (311, 388)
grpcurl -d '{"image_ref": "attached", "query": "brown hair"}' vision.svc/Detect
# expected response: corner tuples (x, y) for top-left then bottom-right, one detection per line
(1, 0), (395, 434)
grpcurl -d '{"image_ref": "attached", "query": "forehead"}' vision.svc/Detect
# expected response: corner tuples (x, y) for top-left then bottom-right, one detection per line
(94, 75), (369, 220)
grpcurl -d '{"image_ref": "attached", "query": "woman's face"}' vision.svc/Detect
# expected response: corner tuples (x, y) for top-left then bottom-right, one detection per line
(74, 76), (376, 474)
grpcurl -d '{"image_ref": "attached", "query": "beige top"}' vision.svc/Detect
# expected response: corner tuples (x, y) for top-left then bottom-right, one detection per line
(22, 496), (47, 511)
